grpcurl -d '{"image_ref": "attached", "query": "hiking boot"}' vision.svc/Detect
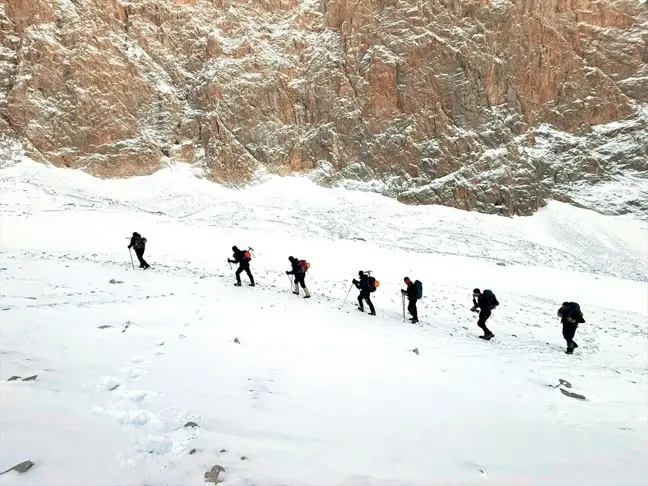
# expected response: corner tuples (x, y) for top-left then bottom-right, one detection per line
(234, 282), (242, 287)
(369, 311), (376, 316)
(293, 291), (299, 295)
(303, 295), (311, 299)
(357, 306), (364, 312)
(249, 283), (255, 287)
(573, 341), (578, 349)
(411, 318), (419, 323)
(565, 347), (574, 355)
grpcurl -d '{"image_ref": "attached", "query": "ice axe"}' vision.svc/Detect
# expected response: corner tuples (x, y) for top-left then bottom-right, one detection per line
(128, 248), (135, 270)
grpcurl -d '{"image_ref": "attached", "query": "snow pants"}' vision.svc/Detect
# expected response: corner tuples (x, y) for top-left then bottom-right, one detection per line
(294, 273), (306, 289)
(408, 299), (418, 320)
(477, 308), (492, 335)
(562, 322), (578, 348)
(134, 248), (149, 268)
(358, 290), (375, 314)
(236, 264), (255, 285)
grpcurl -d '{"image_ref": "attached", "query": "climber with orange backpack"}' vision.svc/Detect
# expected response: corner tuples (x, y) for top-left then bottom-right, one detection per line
(352, 270), (378, 315)
(228, 246), (255, 287)
(286, 256), (310, 298)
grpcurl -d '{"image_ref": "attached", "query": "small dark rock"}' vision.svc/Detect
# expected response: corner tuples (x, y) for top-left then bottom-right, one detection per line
(220, 449), (227, 453)
(241, 456), (248, 461)
(22, 375), (38, 381)
(8, 376), (21, 381)
(234, 338), (240, 344)
(412, 348), (420, 355)
(108, 383), (121, 391)
(98, 325), (111, 329)
(497, 262), (506, 266)
(184, 421), (199, 428)
(511, 334), (518, 338)
(189, 448), (197, 455)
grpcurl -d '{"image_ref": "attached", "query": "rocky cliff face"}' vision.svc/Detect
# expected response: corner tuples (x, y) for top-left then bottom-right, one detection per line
(1, 0), (647, 217)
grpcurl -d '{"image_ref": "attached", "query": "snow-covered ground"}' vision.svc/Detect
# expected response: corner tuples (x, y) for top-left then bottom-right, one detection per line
(1, 160), (647, 486)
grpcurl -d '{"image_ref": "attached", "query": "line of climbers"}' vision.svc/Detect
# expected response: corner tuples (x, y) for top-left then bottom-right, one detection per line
(126, 233), (586, 355)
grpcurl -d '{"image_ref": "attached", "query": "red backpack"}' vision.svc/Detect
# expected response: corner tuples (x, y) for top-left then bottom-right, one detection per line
(298, 259), (310, 273)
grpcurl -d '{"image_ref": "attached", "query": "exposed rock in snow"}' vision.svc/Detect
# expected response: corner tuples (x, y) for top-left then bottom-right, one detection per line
(204, 464), (225, 485)
(0, 460), (35, 475)
(0, 0), (646, 216)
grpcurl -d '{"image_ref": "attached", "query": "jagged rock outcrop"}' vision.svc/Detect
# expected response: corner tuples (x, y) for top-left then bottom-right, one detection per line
(0, 0), (646, 216)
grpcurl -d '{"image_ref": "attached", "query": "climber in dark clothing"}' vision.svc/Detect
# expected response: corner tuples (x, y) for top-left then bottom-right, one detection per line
(228, 246), (255, 287)
(401, 277), (419, 323)
(558, 302), (585, 354)
(471, 288), (498, 340)
(286, 256), (310, 298)
(128, 232), (149, 269)
(352, 271), (376, 315)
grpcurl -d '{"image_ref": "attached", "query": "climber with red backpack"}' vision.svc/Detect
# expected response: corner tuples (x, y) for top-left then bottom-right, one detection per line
(286, 256), (311, 298)
(228, 246), (255, 287)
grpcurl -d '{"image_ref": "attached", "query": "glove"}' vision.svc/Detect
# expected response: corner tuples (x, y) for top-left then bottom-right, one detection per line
(470, 306), (477, 312)
(352, 279), (357, 284)
(285, 271), (289, 274)
(401, 289), (406, 294)
(227, 259), (233, 264)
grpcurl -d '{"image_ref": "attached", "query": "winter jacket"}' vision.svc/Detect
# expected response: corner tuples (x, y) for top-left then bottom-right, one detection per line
(287, 259), (304, 276)
(473, 293), (497, 311)
(558, 303), (585, 325)
(230, 249), (250, 266)
(403, 282), (418, 301)
(128, 233), (146, 250)
(353, 274), (371, 293)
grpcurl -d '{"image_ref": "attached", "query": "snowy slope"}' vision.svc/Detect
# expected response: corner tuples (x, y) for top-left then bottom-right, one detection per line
(1, 160), (647, 486)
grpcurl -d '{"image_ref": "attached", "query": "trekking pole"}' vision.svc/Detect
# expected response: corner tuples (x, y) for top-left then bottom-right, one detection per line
(402, 293), (406, 322)
(128, 248), (135, 270)
(286, 274), (293, 291)
(343, 283), (353, 305)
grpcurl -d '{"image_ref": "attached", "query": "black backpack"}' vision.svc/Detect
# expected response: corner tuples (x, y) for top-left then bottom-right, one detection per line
(482, 289), (499, 310)
(563, 302), (585, 323)
(134, 236), (147, 250)
(367, 276), (379, 292)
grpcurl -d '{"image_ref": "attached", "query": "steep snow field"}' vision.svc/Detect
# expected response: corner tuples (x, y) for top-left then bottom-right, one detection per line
(1, 160), (647, 486)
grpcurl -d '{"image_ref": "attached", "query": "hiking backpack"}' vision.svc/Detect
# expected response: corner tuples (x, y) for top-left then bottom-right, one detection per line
(134, 237), (147, 250)
(368, 276), (380, 292)
(414, 280), (423, 299)
(482, 289), (499, 310)
(564, 302), (585, 323)
(298, 259), (310, 273)
(244, 250), (252, 261)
